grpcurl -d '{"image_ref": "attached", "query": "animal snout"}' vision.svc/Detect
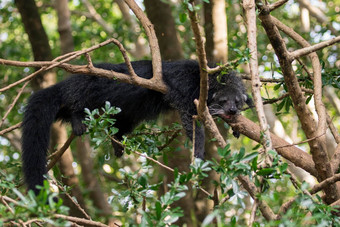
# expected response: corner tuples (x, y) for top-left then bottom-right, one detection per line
(227, 106), (238, 115)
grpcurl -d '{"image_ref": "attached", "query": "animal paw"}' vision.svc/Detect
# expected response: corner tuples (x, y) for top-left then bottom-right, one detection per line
(111, 139), (124, 157)
(72, 122), (87, 136)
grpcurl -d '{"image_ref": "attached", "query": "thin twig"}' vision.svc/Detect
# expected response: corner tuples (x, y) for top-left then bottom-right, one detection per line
(289, 36), (340, 60)
(54, 214), (111, 227)
(273, 131), (326, 150)
(0, 81), (29, 128)
(268, 0), (289, 11)
(0, 122), (22, 136)
(0, 196), (14, 214)
(54, 182), (91, 220)
(47, 133), (76, 171)
(133, 150), (211, 197)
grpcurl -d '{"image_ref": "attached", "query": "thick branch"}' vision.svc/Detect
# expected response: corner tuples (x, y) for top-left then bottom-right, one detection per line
(310, 173), (340, 195)
(223, 115), (317, 176)
(268, 0), (289, 11)
(187, 1), (276, 219)
(187, 0), (209, 114)
(270, 16), (327, 137)
(290, 36), (340, 60)
(243, 0), (273, 153)
(238, 175), (278, 220)
(0, 38), (168, 93)
(257, 3), (339, 203)
(123, 0), (163, 86)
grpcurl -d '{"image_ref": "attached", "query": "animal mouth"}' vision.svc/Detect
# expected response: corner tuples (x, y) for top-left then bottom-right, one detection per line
(219, 114), (233, 120)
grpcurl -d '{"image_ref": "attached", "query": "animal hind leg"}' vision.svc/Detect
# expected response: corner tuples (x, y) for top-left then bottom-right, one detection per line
(71, 113), (87, 136)
(111, 134), (124, 157)
(180, 112), (206, 159)
(110, 121), (134, 157)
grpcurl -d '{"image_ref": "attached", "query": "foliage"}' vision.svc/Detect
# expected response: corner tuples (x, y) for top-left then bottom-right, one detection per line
(0, 0), (339, 226)
(0, 177), (69, 226)
(84, 101), (121, 148)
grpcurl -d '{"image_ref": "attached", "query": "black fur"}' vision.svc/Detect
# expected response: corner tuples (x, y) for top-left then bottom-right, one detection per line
(22, 60), (250, 194)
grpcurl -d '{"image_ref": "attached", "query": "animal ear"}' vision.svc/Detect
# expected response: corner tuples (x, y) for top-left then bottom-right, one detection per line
(243, 94), (248, 102)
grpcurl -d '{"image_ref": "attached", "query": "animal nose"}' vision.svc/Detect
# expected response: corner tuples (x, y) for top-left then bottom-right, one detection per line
(228, 107), (237, 115)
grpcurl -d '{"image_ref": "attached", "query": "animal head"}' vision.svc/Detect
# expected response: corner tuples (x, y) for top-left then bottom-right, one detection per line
(208, 72), (251, 119)
(209, 87), (249, 119)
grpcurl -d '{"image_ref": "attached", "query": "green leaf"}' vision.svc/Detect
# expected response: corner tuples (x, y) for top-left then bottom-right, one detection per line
(202, 211), (218, 226)
(257, 168), (275, 176)
(138, 175), (147, 188)
(236, 147), (245, 161)
(277, 99), (285, 112)
(155, 201), (162, 219)
(242, 151), (258, 162)
(179, 13), (187, 23)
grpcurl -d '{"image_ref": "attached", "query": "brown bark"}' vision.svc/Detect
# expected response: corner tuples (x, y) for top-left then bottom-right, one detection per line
(144, 0), (183, 60)
(55, 0), (74, 54)
(226, 115), (317, 176)
(54, 0), (89, 216)
(243, 0), (273, 154)
(55, 0), (114, 218)
(144, 0), (194, 225)
(115, 0), (149, 58)
(14, 0), (55, 90)
(204, 0), (228, 62)
(257, 4), (339, 203)
(76, 137), (113, 216)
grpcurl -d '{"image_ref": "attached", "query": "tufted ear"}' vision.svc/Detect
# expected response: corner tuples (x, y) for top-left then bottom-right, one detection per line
(243, 94), (248, 102)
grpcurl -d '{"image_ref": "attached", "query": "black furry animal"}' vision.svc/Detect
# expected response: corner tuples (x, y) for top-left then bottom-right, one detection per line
(22, 60), (251, 194)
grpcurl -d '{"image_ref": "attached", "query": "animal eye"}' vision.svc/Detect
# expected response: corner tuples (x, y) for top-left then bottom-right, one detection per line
(218, 98), (227, 104)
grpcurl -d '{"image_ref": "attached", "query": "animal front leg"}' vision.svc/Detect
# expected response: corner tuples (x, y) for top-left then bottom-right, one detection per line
(180, 113), (205, 159)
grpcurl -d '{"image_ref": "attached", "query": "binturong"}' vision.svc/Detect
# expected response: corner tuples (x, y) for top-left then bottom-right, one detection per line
(21, 60), (252, 194)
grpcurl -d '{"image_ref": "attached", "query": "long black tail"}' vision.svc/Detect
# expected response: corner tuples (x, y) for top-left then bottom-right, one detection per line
(22, 85), (61, 194)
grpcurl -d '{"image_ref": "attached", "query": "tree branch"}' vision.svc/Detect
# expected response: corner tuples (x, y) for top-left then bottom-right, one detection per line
(223, 115), (317, 176)
(0, 122), (22, 136)
(0, 38), (168, 93)
(123, 0), (163, 86)
(268, 0), (289, 11)
(289, 36), (340, 60)
(256, 2), (339, 203)
(47, 133), (76, 171)
(243, 0), (273, 155)
(187, 0), (209, 115)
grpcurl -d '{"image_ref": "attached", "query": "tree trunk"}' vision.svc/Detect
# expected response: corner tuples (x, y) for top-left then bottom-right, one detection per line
(115, 0), (149, 59)
(15, 0), (89, 215)
(54, 0), (89, 217)
(144, 0), (183, 61)
(14, 0), (55, 90)
(144, 0), (196, 225)
(55, 0), (114, 219)
(204, 0), (228, 63)
(56, 0), (74, 55)
(76, 137), (113, 217)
